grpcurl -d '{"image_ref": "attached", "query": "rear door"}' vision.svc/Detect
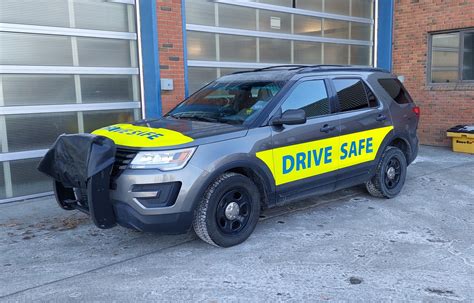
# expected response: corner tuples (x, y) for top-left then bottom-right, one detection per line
(257, 77), (341, 201)
(330, 77), (394, 189)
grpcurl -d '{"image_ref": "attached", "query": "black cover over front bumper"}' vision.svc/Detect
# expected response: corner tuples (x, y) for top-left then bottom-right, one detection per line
(38, 134), (117, 229)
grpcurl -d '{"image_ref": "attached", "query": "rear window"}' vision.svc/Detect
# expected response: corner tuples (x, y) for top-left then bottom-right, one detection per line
(378, 78), (413, 104)
(333, 79), (378, 112)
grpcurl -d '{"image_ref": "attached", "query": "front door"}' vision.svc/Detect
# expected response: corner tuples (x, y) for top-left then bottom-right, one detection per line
(256, 78), (341, 202)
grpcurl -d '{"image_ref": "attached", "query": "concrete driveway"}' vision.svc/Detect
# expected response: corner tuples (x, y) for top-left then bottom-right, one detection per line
(0, 146), (473, 302)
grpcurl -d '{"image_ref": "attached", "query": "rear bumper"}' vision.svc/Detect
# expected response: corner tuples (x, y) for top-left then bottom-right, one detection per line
(408, 137), (419, 165)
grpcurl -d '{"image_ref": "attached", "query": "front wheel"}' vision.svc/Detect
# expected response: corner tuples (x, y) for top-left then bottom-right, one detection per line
(193, 172), (260, 247)
(366, 146), (407, 199)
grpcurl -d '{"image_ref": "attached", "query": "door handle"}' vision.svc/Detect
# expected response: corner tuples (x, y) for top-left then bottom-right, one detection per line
(376, 114), (387, 122)
(320, 124), (336, 133)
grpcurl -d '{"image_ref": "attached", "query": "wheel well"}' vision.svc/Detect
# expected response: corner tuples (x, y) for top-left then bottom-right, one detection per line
(388, 138), (411, 162)
(227, 167), (269, 209)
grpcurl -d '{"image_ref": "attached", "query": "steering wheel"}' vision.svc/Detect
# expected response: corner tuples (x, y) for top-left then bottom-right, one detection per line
(221, 97), (232, 106)
(219, 105), (238, 116)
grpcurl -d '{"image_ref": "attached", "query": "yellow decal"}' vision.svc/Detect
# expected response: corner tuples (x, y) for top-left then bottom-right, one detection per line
(256, 126), (394, 186)
(92, 124), (194, 148)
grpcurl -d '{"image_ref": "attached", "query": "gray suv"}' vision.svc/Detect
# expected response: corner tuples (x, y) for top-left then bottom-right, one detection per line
(41, 65), (420, 247)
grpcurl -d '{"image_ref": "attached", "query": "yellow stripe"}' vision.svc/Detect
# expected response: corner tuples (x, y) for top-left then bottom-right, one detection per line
(256, 126), (393, 186)
(92, 124), (194, 148)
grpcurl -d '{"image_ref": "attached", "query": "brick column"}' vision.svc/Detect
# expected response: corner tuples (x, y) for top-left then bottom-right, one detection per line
(392, 0), (474, 146)
(156, 0), (186, 114)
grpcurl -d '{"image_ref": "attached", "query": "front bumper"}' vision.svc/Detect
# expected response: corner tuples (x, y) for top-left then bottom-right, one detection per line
(54, 162), (207, 234)
(108, 163), (206, 233)
(113, 201), (193, 233)
(43, 134), (208, 233)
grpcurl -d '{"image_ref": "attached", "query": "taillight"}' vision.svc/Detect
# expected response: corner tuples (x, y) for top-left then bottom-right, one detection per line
(413, 106), (420, 117)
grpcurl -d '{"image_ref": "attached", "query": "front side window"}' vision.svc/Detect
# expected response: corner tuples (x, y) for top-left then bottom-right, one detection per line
(281, 80), (330, 118)
(333, 79), (376, 112)
(167, 80), (283, 125)
(429, 29), (474, 83)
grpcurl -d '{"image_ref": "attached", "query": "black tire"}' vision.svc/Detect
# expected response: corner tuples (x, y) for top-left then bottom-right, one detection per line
(193, 172), (261, 247)
(366, 146), (407, 199)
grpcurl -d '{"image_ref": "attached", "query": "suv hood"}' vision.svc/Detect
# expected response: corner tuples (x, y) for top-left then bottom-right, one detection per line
(92, 118), (248, 150)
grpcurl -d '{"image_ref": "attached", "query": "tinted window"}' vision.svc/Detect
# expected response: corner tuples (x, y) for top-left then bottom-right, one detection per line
(334, 79), (370, 112)
(364, 82), (379, 107)
(378, 79), (413, 104)
(281, 80), (330, 118)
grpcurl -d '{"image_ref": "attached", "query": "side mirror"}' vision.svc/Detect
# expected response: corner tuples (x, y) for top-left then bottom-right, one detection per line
(270, 109), (307, 126)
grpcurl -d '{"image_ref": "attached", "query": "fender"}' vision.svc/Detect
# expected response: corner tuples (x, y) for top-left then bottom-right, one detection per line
(370, 132), (414, 176)
(393, 134), (415, 164)
(189, 155), (277, 213)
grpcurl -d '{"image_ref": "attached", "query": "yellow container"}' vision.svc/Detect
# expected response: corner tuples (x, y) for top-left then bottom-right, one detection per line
(446, 131), (474, 154)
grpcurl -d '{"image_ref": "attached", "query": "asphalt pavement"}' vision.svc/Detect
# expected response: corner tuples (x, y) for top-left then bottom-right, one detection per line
(0, 145), (473, 302)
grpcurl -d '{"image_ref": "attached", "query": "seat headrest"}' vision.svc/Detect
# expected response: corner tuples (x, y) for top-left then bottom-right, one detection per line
(257, 88), (273, 101)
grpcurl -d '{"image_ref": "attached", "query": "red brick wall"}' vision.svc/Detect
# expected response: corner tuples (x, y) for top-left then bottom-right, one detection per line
(157, 0), (186, 114)
(392, 0), (474, 146)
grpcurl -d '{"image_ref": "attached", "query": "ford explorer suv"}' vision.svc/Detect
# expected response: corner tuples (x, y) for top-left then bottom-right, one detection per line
(39, 65), (420, 247)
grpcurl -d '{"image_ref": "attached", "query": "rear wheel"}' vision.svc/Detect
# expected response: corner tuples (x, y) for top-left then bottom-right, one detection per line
(193, 172), (260, 247)
(366, 146), (407, 198)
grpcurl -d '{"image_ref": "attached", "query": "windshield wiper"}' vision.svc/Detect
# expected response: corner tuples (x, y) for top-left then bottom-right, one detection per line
(167, 113), (221, 123)
(215, 116), (243, 125)
(183, 116), (220, 123)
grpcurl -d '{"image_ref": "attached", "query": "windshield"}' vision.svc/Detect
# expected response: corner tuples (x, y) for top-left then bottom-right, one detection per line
(166, 80), (283, 125)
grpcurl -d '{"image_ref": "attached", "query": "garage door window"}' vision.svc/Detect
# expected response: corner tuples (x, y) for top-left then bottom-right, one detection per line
(0, 1), (141, 201)
(186, 0), (375, 94)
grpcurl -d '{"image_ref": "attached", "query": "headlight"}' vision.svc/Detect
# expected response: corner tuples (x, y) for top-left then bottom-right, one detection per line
(130, 147), (196, 171)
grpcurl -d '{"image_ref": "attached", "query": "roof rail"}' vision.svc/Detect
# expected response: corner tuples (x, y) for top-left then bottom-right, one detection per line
(297, 65), (388, 74)
(303, 64), (347, 69)
(253, 65), (308, 71)
(231, 65), (308, 75)
(230, 64), (388, 75)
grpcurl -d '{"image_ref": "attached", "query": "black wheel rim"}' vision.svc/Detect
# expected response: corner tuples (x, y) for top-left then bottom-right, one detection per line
(215, 187), (252, 235)
(384, 157), (402, 189)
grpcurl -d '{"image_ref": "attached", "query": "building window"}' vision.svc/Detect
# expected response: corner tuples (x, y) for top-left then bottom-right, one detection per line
(429, 29), (474, 83)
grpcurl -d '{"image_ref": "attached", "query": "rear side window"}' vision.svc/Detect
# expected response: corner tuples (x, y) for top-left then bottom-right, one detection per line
(281, 80), (330, 118)
(333, 79), (377, 112)
(378, 78), (413, 104)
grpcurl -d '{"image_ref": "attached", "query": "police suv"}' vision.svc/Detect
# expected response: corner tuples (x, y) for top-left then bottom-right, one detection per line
(40, 65), (420, 247)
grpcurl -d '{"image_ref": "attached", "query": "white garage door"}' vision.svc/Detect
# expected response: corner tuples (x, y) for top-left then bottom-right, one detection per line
(185, 0), (375, 93)
(0, 0), (142, 202)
